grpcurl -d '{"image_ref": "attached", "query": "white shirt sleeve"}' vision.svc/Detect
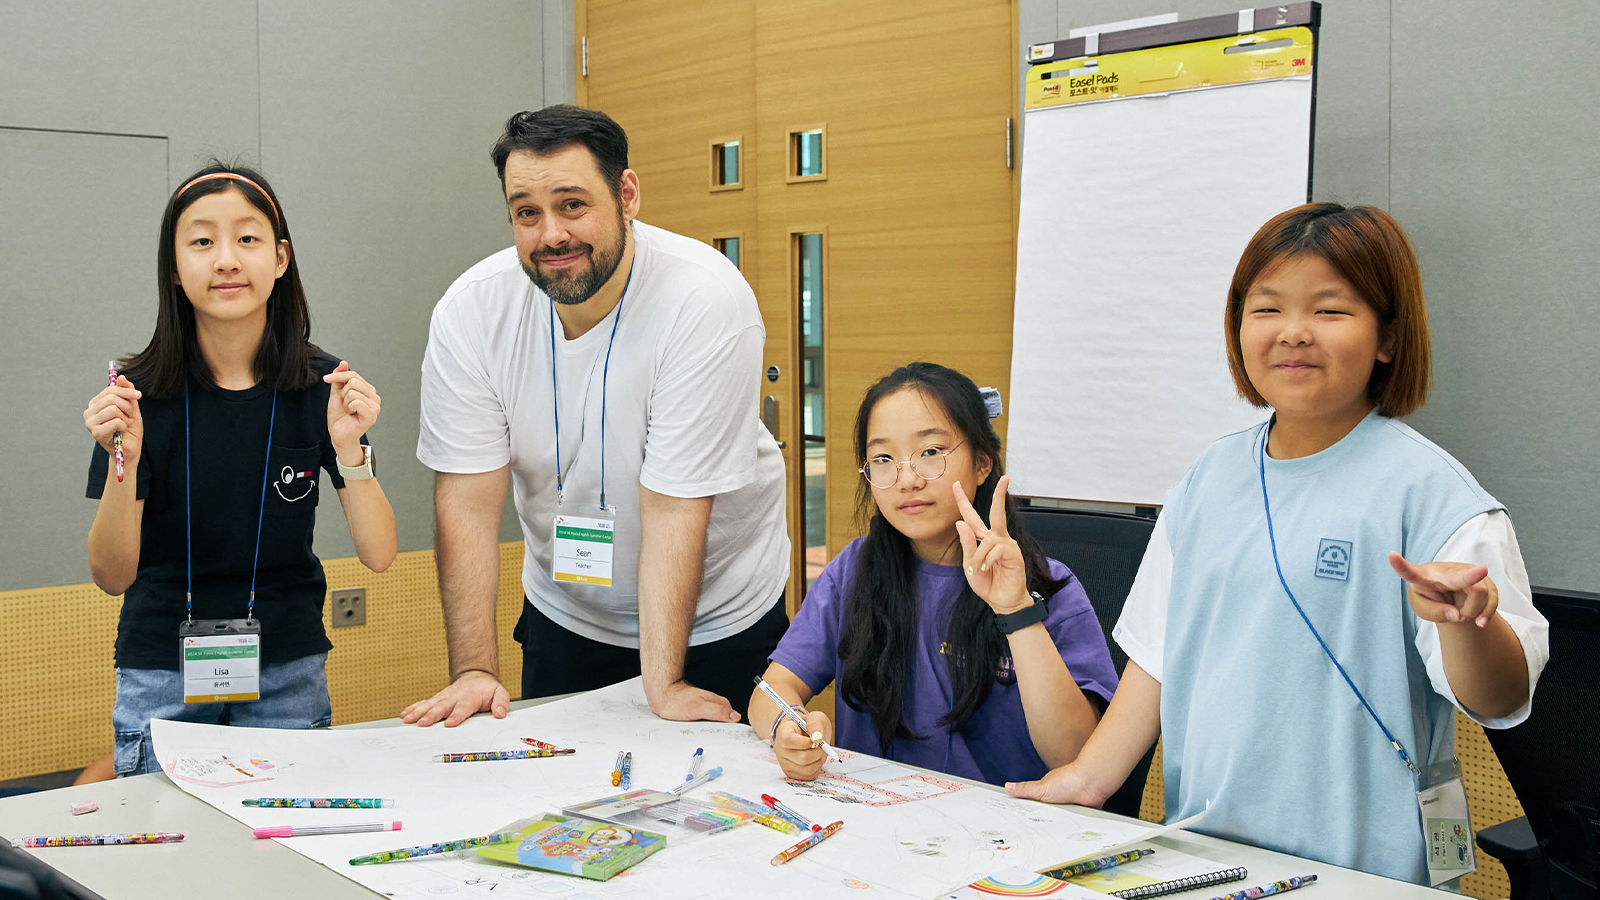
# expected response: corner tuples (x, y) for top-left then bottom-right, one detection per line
(416, 296), (511, 474)
(1112, 512), (1172, 683)
(638, 317), (766, 499)
(1413, 509), (1549, 729)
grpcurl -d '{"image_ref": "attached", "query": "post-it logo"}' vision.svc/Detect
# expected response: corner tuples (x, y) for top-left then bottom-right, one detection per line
(1316, 539), (1353, 581)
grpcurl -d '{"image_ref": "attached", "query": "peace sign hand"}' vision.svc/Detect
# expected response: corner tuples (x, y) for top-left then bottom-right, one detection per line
(953, 475), (1032, 615)
(1388, 551), (1499, 628)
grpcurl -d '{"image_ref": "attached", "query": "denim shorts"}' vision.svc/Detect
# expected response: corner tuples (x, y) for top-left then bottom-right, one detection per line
(111, 653), (332, 777)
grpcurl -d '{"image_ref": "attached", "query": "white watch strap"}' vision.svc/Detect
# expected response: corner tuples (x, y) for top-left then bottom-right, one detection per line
(337, 444), (374, 481)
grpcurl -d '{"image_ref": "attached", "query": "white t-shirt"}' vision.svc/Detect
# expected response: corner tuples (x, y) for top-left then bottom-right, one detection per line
(1114, 509), (1549, 728)
(417, 221), (790, 647)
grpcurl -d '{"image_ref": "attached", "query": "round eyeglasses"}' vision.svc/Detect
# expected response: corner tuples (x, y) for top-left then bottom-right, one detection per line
(859, 441), (967, 489)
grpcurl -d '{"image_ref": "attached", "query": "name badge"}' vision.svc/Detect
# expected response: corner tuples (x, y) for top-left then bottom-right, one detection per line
(1417, 757), (1476, 886)
(179, 619), (261, 704)
(553, 513), (615, 587)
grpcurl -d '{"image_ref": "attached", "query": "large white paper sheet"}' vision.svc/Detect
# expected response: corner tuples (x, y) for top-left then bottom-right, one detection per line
(1009, 78), (1310, 505)
(152, 680), (1151, 898)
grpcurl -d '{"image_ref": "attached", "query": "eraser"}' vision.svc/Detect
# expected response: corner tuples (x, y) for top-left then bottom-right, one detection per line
(70, 800), (98, 815)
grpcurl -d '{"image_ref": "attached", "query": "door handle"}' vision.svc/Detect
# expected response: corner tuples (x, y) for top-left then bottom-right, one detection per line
(762, 396), (784, 448)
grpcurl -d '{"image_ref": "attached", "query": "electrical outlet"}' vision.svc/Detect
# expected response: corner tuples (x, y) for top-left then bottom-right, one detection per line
(331, 587), (366, 628)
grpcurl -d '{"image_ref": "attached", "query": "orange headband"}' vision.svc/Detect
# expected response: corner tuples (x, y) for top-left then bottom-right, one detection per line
(175, 172), (281, 229)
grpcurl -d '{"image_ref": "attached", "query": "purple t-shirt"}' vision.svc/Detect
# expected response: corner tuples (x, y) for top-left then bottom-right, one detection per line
(770, 537), (1118, 786)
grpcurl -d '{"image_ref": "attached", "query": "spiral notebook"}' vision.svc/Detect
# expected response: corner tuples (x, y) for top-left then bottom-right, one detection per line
(1052, 847), (1246, 899)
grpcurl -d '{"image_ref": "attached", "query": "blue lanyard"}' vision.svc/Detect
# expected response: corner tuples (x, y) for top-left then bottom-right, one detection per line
(1256, 422), (1420, 776)
(549, 266), (632, 511)
(185, 382), (277, 624)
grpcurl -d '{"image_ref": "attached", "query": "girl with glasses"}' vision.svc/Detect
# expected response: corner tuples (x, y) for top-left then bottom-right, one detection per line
(749, 362), (1116, 786)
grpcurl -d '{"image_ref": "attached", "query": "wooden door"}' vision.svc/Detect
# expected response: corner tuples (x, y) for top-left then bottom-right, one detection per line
(752, 1), (1019, 585)
(577, 1), (1018, 613)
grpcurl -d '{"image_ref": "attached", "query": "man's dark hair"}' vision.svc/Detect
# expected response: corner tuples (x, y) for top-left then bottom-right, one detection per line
(490, 105), (630, 198)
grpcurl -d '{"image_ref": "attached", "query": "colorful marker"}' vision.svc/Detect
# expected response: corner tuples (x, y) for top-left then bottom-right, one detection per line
(672, 765), (723, 795)
(620, 751), (633, 789)
(254, 821), (401, 839)
(107, 362), (125, 482)
(770, 820), (844, 866)
(611, 751), (625, 787)
(14, 832), (183, 848)
(753, 677), (841, 762)
(706, 792), (802, 836)
(1046, 847), (1154, 878)
(349, 832), (515, 865)
(683, 747), (704, 783)
(683, 809), (743, 832)
(243, 798), (394, 809)
(1209, 874), (1318, 900)
(761, 793), (820, 832)
(431, 749), (570, 762)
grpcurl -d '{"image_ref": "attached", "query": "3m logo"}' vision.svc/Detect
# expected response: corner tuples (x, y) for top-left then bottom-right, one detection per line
(1292, 58), (1307, 66)
(1316, 538), (1353, 582)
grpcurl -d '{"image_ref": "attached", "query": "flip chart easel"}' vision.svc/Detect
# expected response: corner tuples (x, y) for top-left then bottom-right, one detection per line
(1006, 4), (1321, 506)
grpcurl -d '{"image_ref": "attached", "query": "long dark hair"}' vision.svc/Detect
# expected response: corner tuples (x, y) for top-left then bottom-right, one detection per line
(119, 161), (318, 398)
(836, 362), (1068, 754)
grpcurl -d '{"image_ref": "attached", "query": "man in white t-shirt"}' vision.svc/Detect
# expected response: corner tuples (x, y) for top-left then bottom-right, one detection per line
(402, 105), (790, 726)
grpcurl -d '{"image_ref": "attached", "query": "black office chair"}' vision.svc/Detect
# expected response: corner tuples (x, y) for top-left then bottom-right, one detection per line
(0, 840), (109, 900)
(1475, 587), (1600, 900)
(1016, 504), (1159, 820)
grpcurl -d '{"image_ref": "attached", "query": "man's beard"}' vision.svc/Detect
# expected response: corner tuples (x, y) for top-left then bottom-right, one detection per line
(521, 216), (628, 305)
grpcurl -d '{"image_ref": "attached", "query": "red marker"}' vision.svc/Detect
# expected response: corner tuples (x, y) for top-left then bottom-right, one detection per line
(761, 794), (820, 832)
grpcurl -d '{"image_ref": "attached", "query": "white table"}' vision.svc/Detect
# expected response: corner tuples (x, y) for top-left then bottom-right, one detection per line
(1, 696), (1448, 899)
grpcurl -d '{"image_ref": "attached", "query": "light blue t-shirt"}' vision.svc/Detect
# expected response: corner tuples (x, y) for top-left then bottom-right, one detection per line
(1156, 411), (1500, 884)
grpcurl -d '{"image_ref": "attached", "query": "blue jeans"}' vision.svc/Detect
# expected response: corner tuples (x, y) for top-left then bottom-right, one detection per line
(112, 653), (332, 777)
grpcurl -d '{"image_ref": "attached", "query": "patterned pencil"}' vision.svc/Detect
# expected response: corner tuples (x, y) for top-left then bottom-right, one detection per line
(521, 738), (569, 750)
(107, 362), (125, 482)
(1048, 847), (1153, 878)
(15, 833), (184, 847)
(1209, 874), (1318, 900)
(431, 749), (571, 762)
(770, 820), (844, 866)
(620, 751), (633, 789)
(611, 751), (625, 786)
(349, 832), (515, 865)
(243, 798), (394, 808)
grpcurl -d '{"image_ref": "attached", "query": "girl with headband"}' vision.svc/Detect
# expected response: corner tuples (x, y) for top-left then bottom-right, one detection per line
(82, 163), (397, 775)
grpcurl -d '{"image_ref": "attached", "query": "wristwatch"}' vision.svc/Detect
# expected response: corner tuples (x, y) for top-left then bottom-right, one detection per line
(994, 591), (1047, 634)
(337, 444), (376, 481)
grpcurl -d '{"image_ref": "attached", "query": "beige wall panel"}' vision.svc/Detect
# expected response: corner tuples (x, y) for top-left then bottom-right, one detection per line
(1, 544), (528, 782)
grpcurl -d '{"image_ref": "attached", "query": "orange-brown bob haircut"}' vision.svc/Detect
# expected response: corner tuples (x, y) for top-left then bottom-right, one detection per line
(1225, 202), (1432, 418)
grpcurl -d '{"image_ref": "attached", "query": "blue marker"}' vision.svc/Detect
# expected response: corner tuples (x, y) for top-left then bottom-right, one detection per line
(672, 765), (723, 795)
(683, 748), (704, 783)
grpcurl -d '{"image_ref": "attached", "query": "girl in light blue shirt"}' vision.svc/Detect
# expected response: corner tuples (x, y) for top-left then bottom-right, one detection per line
(1008, 203), (1548, 885)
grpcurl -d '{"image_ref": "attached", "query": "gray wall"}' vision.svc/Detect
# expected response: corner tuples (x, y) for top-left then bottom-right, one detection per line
(0, 1), (576, 591)
(1019, 0), (1600, 592)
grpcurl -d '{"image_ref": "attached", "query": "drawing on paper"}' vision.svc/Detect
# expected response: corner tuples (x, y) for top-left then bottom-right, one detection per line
(165, 752), (283, 787)
(786, 752), (968, 807)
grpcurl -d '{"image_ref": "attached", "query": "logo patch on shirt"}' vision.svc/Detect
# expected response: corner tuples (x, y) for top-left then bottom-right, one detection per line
(1315, 538), (1353, 581)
